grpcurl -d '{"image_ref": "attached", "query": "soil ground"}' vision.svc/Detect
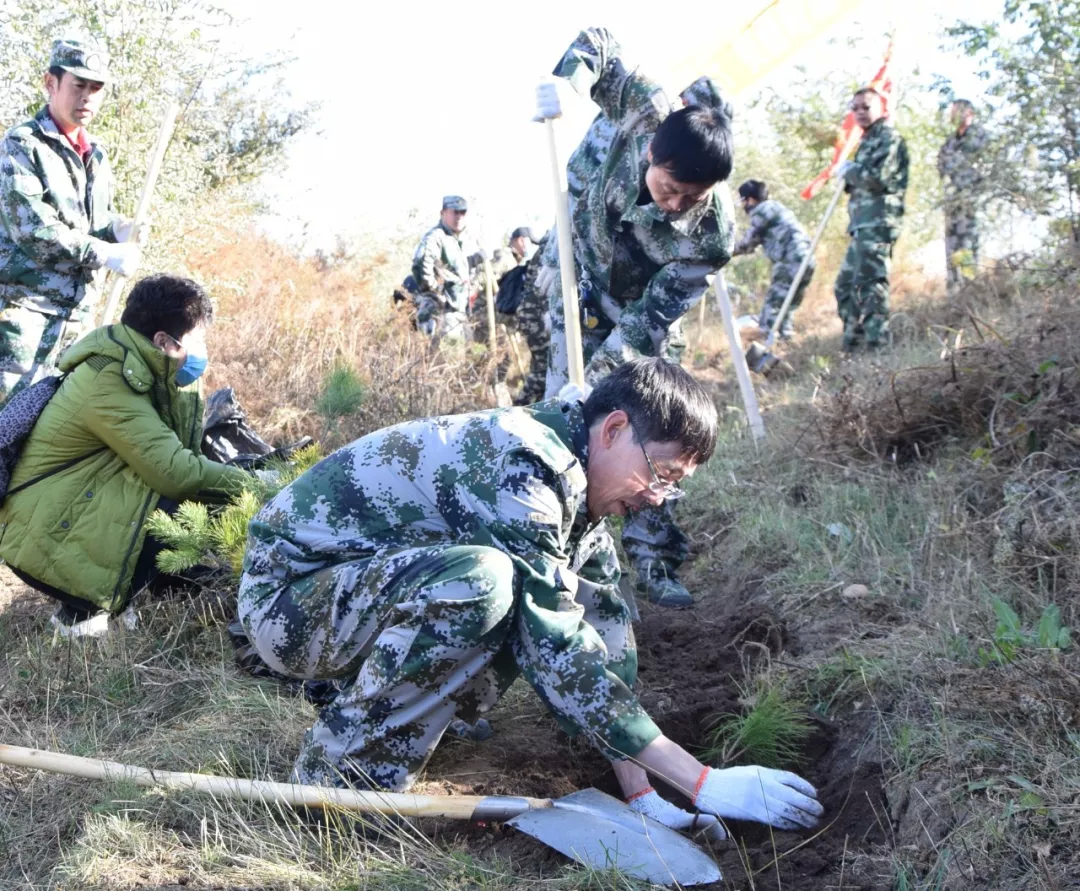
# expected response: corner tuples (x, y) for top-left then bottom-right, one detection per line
(418, 575), (891, 890)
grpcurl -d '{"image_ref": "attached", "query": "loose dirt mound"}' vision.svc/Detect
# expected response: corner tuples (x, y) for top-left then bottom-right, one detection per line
(425, 580), (890, 889)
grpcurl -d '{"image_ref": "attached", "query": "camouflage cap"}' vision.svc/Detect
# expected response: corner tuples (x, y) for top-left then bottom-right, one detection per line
(679, 76), (733, 120)
(442, 195), (468, 211)
(50, 38), (111, 83)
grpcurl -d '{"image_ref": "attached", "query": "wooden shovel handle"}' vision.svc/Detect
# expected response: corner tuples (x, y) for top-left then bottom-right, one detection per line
(0, 744), (549, 822)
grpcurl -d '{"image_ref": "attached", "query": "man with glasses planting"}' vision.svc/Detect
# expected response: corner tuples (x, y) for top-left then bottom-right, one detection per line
(237, 358), (823, 841)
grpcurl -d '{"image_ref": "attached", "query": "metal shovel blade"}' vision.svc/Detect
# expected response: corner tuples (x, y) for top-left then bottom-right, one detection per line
(507, 788), (721, 886)
(745, 341), (781, 376)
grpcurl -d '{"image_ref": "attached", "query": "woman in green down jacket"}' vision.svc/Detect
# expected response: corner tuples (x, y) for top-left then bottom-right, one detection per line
(0, 273), (249, 630)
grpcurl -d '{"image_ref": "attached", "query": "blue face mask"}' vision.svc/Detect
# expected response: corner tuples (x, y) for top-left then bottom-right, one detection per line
(174, 346), (208, 386)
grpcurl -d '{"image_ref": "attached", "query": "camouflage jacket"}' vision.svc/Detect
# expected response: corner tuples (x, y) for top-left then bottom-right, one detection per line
(552, 29), (734, 370)
(938, 123), (987, 203)
(732, 199), (811, 265)
(472, 246), (525, 300)
(841, 118), (909, 240)
(0, 107), (122, 315)
(240, 399), (660, 759)
(411, 220), (472, 313)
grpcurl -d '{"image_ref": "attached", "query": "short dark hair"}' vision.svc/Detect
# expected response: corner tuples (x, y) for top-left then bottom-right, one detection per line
(853, 87), (883, 101)
(952, 98), (974, 113)
(583, 358), (718, 463)
(649, 105), (733, 187)
(120, 274), (214, 343)
(47, 66), (67, 83)
(738, 179), (768, 202)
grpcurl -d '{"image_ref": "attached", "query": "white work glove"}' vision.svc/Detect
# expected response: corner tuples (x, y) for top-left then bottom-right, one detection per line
(557, 381), (592, 404)
(101, 242), (142, 277)
(628, 789), (727, 842)
(693, 766), (823, 831)
(534, 81), (562, 121)
(535, 264), (559, 297)
(112, 218), (151, 246)
(832, 160), (854, 180)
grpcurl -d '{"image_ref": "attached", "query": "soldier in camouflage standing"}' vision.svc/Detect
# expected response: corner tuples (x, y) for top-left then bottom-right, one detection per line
(0, 38), (143, 402)
(733, 180), (814, 339)
(237, 358), (824, 838)
(411, 195), (472, 341)
(533, 29), (735, 608)
(938, 99), (987, 292)
(833, 87), (909, 352)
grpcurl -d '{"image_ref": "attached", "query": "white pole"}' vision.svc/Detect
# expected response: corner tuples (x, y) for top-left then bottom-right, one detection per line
(99, 98), (180, 325)
(714, 272), (765, 441)
(544, 119), (586, 390)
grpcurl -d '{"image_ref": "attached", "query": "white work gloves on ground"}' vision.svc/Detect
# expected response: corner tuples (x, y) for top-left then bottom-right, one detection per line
(628, 788), (727, 842)
(112, 218), (150, 246)
(534, 81), (563, 121)
(557, 381), (591, 404)
(101, 242), (142, 277)
(693, 766), (823, 831)
(832, 160), (854, 180)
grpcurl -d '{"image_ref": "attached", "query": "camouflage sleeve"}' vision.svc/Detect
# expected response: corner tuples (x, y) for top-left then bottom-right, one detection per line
(412, 231), (442, 294)
(461, 450), (660, 758)
(574, 528), (637, 689)
(0, 133), (109, 270)
(732, 212), (765, 256)
(846, 130), (909, 196)
(553, 28), (661, 128)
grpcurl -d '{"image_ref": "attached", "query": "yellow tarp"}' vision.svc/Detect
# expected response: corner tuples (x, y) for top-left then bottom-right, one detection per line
(664, 0), (867, 96)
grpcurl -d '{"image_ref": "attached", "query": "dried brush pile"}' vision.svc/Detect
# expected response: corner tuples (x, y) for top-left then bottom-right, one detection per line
(817, 298), (1080, 467)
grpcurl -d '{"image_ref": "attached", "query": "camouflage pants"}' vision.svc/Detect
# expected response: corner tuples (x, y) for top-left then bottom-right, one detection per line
(759, 257), (814, 336)
(834, 230), (894, 349)
(0, 302), (90, 403)
(944, 207), (979, 291)
(415, 293), (469, 344)
(513, 265), (550, 405)
(239, 543), (632, 791)
(544, 273), (688, 575)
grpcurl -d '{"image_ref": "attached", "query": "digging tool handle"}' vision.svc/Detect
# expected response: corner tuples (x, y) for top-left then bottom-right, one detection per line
(0, 744), (551, 822)
(483, 257), (498, 360)
(544, 117), (585, 390)
(99, 98), (181, 326)
(764, 174), (845, 348)
(715, 272), (765, 441)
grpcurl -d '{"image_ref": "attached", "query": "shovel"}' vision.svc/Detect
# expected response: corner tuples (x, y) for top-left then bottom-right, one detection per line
(745, 171), (847, 376)
(0, 744), (720, 886)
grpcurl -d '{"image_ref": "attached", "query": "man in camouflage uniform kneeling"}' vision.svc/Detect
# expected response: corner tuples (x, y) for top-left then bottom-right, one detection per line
(237, 358), (824, 838)
(733, 179), (814, 339)
(0, 38), (142, 401)
(833, 87), (909, 352)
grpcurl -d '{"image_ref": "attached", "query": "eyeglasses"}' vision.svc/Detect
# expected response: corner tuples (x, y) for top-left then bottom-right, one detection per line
(632, 425), (685, 501)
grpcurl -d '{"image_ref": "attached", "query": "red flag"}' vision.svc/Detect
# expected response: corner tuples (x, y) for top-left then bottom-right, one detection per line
(801, 42), (893, 200)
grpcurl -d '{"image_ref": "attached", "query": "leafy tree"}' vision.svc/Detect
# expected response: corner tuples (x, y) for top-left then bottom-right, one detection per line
(0, 0), (314, 214)
(949, 0), (1080, 244)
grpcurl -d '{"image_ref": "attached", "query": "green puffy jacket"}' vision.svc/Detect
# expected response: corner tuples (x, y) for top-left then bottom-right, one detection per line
(0, 324), (248, 611)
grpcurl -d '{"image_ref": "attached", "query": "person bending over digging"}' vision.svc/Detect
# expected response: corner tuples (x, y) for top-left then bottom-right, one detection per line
(237, 358), (823, 840)
(0, 274), (249, 633)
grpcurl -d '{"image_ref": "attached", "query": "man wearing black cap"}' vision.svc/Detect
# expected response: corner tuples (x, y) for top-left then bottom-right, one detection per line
(0, 37), (142, 401)
(410, 195), (472, 341)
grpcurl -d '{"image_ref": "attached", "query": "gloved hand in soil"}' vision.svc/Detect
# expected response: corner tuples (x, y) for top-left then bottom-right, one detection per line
(627, 787), (727, 842)
(693, 766), (823, 831)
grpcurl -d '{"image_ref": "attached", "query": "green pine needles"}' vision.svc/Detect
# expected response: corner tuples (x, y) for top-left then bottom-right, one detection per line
(704, 681), (815, 770)
(145, 443), (322, 580)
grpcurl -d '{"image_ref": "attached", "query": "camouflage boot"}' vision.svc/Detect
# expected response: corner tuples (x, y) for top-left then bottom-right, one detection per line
(633, 560), (694, 609)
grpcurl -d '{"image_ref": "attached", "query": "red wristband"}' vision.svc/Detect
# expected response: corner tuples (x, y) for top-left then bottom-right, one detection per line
(692, 767), (710, 804)
(625, 786), (655, 804)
